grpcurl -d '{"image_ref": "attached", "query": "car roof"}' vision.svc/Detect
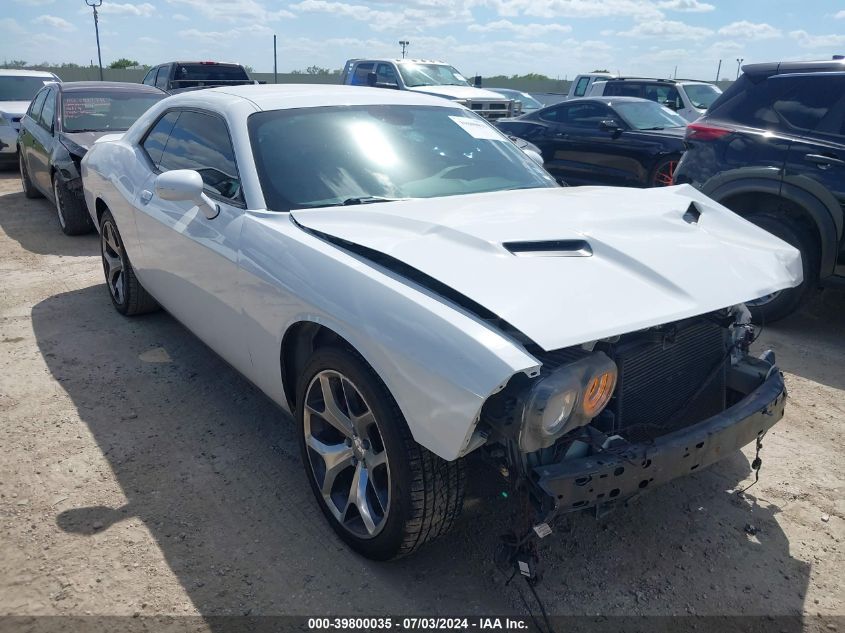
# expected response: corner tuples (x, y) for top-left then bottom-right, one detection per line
(57, 81), (163, 93)
(563, 96), (661, 105)
(166, 61), (244, 66)
(348, 58), (449, 65)
(170, 83), (458, 111)
(0, 69), (58, 78)
(602, 77), (711, 84)
(743, 58), (845, 77)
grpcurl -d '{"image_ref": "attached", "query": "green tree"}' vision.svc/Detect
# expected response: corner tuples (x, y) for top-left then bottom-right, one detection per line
(590, 69), (610, 73)
(2, 59), (28, 68)
(109, 58), (140, 69)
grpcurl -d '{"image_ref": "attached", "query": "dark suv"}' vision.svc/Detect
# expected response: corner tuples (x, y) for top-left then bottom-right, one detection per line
(673, 60), (845, 322)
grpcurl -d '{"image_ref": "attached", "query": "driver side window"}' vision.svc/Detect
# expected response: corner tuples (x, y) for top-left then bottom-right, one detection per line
(156, 110), (244, 205)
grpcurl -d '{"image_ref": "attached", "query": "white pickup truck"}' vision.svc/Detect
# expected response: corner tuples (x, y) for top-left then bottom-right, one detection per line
(341, 58), (515, 120)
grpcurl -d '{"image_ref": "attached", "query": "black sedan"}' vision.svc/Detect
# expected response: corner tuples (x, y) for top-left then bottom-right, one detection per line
(18, 81), (165, 235)
(496, 97), (688, 188)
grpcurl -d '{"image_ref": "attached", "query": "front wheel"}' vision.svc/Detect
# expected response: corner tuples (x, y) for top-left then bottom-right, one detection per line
(99, 209), (159, 316)
(296, 346), (465, 560)
(53, 176), (93, 235)
(745, 213), (816, 323)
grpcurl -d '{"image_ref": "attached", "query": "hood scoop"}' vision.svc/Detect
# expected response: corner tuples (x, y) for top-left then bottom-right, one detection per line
(503, 239), (593, 258)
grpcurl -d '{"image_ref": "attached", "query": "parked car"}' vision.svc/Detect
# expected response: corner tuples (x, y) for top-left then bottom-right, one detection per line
(496, 97), (687, 187)
(565, 72), (616, 100)
(341, 58), (514, 120)
(0, 69), (60, 165)
(141, 61), (255, 93)
(81, 84), (799, 561)
(674, 59), (845, 322)
(487, 88), (544, 115)
(18, 81), (165, 234)
(588, 78), (722, 122)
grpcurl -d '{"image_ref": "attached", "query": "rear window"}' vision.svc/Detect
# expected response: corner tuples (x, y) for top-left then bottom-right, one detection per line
(172, 64), (249, 83)
(709, 73), (845, 133)
(62, 90), (164, 132)
(0, 75), (52, 101)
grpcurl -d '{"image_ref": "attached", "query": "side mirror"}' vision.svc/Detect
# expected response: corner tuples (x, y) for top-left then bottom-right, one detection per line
(523, 148), (544, 166)
(155, 170), (219, 220)
(598, 119), (620, 132)
(473, 75), (482, 87)
(366, 71), (378, 87)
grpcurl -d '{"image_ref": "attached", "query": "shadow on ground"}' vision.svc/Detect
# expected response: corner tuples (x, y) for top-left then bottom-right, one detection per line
(31, 285), (812, 626)
(0, 171), (98, 257)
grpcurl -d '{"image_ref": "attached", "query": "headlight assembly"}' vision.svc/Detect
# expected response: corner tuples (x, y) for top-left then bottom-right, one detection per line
(518, 352), (617, 452)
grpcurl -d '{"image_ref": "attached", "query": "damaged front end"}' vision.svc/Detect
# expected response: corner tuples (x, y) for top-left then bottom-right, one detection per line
(480, 304), (785, 518)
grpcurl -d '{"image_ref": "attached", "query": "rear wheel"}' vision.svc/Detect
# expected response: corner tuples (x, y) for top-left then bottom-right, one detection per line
(651, 155), (680, 187)
(99, 209), (159, 316)
(53, 175), (93, 236)
(745, 213), (816, 323)
(297, 346), (465, 560)
(19, 152), (42, 199)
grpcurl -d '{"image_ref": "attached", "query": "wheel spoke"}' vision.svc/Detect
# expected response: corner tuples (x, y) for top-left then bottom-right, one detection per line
(347, 463), (377, 535)
(306, 435), (354, 496)
(366, 449), (387, 469)
(352, 410), (376, 438)
(318, 374), (353, 437)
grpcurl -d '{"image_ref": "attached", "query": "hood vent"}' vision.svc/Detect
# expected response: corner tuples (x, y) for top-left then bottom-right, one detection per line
(683, 202), (702, 225)
(503, 239), (592, 258)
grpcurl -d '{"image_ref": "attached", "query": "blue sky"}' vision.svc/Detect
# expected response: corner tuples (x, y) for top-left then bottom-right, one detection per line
(2, 0), (845, 79)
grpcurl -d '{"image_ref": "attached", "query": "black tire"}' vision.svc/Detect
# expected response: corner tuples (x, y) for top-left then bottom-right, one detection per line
(650, 154), (681, 187)
(296, 346), (465, 560)
(19, 152), (43, 199)
(99, 209), (159, 316)
(745, 213), (816, 323)
(53, 175), (94, 236)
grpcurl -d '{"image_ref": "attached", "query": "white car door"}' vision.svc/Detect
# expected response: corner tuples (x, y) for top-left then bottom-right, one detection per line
(132, 108), (252, 375)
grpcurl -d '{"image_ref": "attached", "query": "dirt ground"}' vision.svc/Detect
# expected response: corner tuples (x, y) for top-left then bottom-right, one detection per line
(0, 168), (842, 630)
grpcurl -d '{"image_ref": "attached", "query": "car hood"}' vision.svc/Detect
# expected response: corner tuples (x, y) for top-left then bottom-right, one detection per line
(0, 101), (31, 117)
(61, 130), (118, 151)
(290, 185), (802, 351)
(406, 85), (511, 101)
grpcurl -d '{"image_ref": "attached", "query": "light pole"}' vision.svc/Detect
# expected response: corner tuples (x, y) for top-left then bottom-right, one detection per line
(736, 58), (744, 80)
(85, 0), (104, 81)
(399, 40), (409, 59)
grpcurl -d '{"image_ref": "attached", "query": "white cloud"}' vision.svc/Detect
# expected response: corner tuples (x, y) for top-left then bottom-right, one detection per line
(835, 10), (845, 18)
(289, 0), (471, 30)
(13, 0), (53, 4)
(98, 2), (156, 16)
(468, 19), (572, 38)
(718, 21), (781, 40)
(618, 19), (713, 40)
(657, 0), (714, 12)
(179, 24), (274, 45)
(166, 0), (293, 21)
(482, 0), (663, 19)
(0, 17), (26, 34)
(789, 30), (845, 48)
(33, 15), (76, 32)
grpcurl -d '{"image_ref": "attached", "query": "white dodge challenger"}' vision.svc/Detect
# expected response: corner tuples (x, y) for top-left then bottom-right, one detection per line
(82, 85), (801, 560)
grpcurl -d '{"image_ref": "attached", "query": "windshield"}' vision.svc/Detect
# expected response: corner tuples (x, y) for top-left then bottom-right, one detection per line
(248, 105), (556, 211)
(398, 63), (470, 88)
(62, 91), (164, 132)
(0, 76), (52, 102)
(683, 83), (722, 110)
(613, 101), (687, 130)
(496, 89), (543, 109)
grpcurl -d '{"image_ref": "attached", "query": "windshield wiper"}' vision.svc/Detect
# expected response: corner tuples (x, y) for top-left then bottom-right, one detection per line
(341, 196), (406, 206)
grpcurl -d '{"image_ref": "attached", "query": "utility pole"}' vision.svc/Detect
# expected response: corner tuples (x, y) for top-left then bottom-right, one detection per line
(85, 0), (104, 81)
(673, 65), (677, 79)
(736, 58), (744, 80)
(273, 34), (278, 84)
(715, 59), (721, 82)
(399, 40), (409, 59)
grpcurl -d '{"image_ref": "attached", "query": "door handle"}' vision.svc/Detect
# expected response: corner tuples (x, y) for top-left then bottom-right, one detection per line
(140, 189), (153, 204)
(805, 153), (845, 169)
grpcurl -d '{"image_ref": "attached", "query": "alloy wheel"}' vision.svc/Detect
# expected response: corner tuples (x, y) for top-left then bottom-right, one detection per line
(653, 159), (677, 187)
(101, 220), (126, 306)
(303, 370), (391, 538)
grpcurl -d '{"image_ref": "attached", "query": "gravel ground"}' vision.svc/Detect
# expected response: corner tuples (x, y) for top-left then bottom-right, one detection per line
(0, 168), (842, 630)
